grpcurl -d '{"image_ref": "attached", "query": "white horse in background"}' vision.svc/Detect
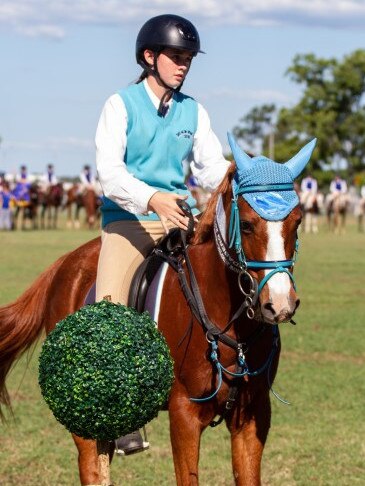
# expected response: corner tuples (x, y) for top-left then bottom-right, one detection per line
(300, 191), (324, 233)
(325, 192), (351, 234)
(355, 195), (365, 232)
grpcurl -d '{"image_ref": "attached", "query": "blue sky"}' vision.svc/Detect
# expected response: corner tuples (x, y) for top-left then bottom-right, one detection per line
(1, 0), (365, 177)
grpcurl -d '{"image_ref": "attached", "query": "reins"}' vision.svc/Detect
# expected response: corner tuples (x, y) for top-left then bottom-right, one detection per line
(156, 227), (285, 426)
(155, 198), (292, 425)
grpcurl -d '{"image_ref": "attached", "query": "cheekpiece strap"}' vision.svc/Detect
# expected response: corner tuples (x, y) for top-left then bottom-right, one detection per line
(228, 196), (245, 267)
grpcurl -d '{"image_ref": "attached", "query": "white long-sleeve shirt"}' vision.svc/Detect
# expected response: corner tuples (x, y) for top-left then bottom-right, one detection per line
(330, 179), (347, 194)
(40, 172), (58, 186)
(95, 80), (230, 215)
(301, 176), (318, 194)
(79, 171), (96, 188)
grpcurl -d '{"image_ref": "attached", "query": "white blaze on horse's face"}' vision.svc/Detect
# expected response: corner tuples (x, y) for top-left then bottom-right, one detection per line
(260, 220), (298, 324)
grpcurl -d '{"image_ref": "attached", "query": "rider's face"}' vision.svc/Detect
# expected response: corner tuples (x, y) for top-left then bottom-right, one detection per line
(145, 48), (193, 88)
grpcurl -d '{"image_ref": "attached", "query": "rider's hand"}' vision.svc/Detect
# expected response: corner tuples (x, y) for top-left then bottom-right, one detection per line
(147, 192), (190, 234)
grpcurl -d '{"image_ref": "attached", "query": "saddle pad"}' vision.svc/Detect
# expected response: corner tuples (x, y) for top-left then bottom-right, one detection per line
(83, 260), (169, 327)
(144, 261), (169, 324)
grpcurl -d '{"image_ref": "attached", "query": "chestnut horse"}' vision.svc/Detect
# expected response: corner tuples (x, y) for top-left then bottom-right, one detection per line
(64, 183), (84, 228)
(39, 183), (64, 229)
(64, 184), (99, 229)
(0, 136), (315, 485)
(82, 188), (100, 229)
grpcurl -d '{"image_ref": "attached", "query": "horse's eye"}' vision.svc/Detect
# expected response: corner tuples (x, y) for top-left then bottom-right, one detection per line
(240, 221), (254, 234)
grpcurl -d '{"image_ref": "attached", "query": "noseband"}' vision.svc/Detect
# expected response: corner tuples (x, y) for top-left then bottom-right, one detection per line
(214, 182), (298, 318)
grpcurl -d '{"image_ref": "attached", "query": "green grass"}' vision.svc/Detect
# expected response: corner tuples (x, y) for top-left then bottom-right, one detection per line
(0, 218), (364, 485)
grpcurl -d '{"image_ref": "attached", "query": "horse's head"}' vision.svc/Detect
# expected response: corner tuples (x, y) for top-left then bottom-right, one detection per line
(214, 134), (316, 325)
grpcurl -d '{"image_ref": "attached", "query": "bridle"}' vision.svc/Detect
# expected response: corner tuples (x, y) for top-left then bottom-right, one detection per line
(157, 193), (297, 422)
(214, 181), (299, 318)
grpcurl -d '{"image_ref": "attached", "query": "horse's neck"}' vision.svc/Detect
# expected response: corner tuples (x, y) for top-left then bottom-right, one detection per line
(188, 239), (254, 333)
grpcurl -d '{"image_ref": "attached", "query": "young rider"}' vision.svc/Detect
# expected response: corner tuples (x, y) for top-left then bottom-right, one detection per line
(79, 164), (96, 194)
(327, 174), (348, 209)
(40, 164), (58, 195)
(300, 173), (318, 207)
(95, 14), (230, 454)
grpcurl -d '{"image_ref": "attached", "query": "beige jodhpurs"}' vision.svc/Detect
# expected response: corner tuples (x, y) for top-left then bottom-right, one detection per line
(95, 220), (175, 305)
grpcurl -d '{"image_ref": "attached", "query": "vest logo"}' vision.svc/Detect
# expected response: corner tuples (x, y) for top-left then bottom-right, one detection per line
(176, 130), (193, 140)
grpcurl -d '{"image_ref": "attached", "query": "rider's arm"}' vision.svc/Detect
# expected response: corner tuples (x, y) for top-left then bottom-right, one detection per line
(189, 103), (231, 191)
(95, 94), (158, 215)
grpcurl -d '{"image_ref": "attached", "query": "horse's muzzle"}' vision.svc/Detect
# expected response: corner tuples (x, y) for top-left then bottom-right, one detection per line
(260, 294), (300, 324)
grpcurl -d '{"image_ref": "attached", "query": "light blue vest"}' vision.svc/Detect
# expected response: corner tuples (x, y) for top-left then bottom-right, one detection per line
(101, 82), (198, 227)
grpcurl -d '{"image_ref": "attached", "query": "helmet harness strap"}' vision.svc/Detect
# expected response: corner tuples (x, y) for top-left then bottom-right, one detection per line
(139, 49), (185, 117)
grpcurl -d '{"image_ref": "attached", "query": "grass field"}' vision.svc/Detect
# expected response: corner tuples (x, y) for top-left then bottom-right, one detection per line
(0, 218), (364, 485)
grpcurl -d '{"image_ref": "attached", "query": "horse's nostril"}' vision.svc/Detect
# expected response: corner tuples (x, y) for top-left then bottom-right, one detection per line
(295, 299), (300, 310)
(263, 302), (275, 315)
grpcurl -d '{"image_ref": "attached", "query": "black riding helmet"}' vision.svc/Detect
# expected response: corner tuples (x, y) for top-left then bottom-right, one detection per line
(136, 14), (203, 69)
(135, 15), (203, 115)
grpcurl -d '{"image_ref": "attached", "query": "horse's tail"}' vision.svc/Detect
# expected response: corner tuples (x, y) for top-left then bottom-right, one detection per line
(0, 254), (68, 417)
(0, 237), (100, 419)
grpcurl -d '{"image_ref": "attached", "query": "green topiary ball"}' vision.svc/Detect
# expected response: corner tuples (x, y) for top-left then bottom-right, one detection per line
(38, 300), (174, 440)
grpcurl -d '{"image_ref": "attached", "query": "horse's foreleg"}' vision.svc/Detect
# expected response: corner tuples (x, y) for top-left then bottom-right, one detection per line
(312, 214), (319, 233)
(65, 204), (72, 228)
(358, 214), (363, 232)
(304, 213), (311, 233)
(53, 207), (58, 229)
(169, 392), (203, 486)
(75, 205), (81, 229)
(227, 393), (271, 486)
(40, 205), (46, 229)
(47, 206), (52, 229)
(341, 213), (346, 234)
(88, 214), (95, 230)
(20, 208), (26, 230)
(72, 435), (114, 486)
(326, 210), (332, 232)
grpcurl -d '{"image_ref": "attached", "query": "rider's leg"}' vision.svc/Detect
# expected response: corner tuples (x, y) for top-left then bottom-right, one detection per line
(95, 220), (172, 304)
(95, 219), (174, 455)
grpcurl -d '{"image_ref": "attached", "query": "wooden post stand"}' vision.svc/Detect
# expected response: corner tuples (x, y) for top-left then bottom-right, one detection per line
(97, 440), (111, 486)
(97, 295), (113, 485)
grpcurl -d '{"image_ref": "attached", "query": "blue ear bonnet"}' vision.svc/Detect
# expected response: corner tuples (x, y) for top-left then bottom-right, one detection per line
(228, 134), (317, 221)
(234, 157), (297, 221)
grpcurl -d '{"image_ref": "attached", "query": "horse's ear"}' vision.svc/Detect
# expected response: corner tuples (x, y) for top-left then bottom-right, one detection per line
(285, 138), (317, 179)
(227, 132), (253, 173)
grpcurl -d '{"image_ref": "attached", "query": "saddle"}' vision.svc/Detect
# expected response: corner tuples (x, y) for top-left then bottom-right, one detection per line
(84, 227), (187, 319)
(127, 228), (183, 314)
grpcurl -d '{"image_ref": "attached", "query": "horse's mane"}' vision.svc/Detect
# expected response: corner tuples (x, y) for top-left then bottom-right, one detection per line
(192, 164), (235, 245)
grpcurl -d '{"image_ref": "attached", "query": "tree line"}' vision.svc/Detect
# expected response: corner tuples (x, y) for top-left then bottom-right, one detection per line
(232, 49), (365, 188)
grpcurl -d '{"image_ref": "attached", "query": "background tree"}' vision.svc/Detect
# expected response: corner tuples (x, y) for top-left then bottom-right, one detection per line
(233, 104), (276, 156)
(232, 49), (365, 180)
